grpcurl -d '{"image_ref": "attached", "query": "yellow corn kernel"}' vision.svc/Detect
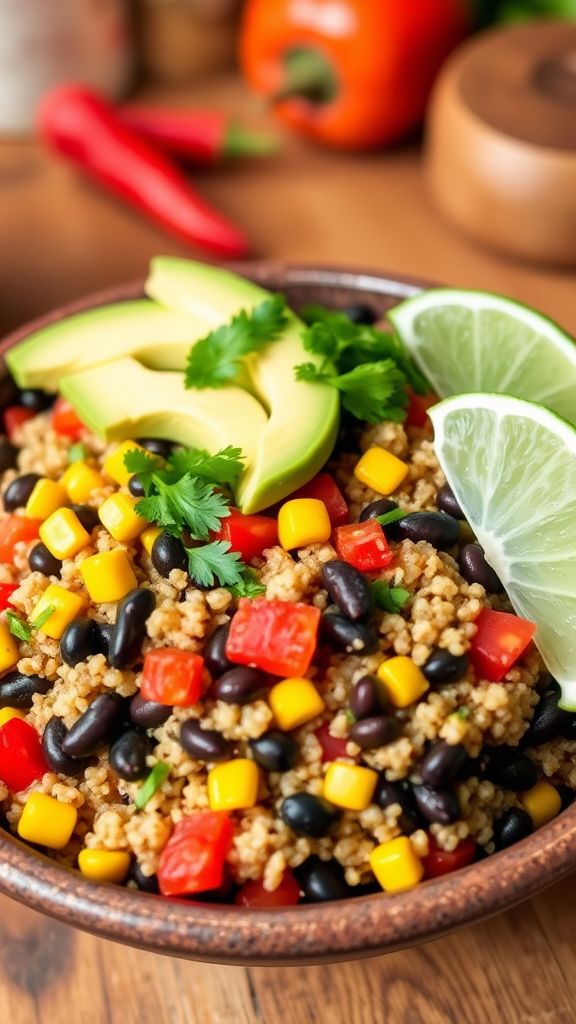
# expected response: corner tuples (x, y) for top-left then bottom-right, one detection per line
(208, 759), (260, 812)
(141, 525), (162, 556)
(520, 781), (562, 829)
(80, 549), (137, 603)
(0, 620), (21, 673)
(104, 440), (147, 487)
(324, 761), (378, 811)
(25, 478), (69, 520)
(370, 836), (424, 892)
(277, 498), (332, 551)
(354, 447), (409, 496)
(78, 849), (131, 884)
(59, 461), (105, 504)
(0, 707), (26, 727)
(268, 677), (325, 731)
(377, 656), (429, 709)
(30, 583), (86, 640)
(17, 792), (77, 850)
(39, 508), (90, 560)
(99, 493), (147, 543)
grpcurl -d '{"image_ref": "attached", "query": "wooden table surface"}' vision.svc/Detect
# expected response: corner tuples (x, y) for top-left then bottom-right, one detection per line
(1, 75), (576, 1024)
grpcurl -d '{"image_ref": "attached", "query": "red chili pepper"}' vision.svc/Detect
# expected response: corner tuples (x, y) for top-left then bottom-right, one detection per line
(470, 608), (536, 683)
(0, 516), (42, 564)
(422, 835), (477, 878)
(290, 474), (349, 527)
(158, 811), (233, 897)
(140, 648), (205, 706)
(4, 406), (34, 440)
(405, 390), (439, 429)
(38, 85), (250, 259)
(0, 718), (48, 791)
(226, 598), (320, 677)
(213, 513), (278, 562)
(0, 583), (19, 610)
(333, 520), (394, 573)
(235, 868), (301, 907)
(51, 397), (86, 440)
(119, 106), (277, 166)
(314, 722), (350, 763)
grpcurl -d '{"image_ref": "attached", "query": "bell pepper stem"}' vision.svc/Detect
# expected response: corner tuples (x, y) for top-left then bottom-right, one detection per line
(223, 123), (279, 159)
(273, 48), (337, 104)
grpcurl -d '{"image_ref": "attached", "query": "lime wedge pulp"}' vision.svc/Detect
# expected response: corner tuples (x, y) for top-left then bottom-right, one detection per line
(389, 290), (576, 424)
(429, 393), (576, 709)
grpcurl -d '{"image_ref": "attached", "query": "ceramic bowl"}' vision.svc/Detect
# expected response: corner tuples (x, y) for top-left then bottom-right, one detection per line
(0, 263), (573, 966)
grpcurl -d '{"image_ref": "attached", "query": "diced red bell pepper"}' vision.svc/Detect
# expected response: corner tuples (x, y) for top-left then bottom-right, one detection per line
(234, 868), (301, 907)
(213, 512), (278, 562)
(4, 406), (34, 440)
(51, 397), (86, 440)
(0, 718), (48, 791)
(422, 835), (477, 879)
(314, 722), (350, 763)
(0, 515), (41, 565)
(225, 598), (320, 677)
(405, 389), (438, 429)
(140, 648), (204, 706)
(290, 474), (349, 527)
(333, 520), (394, 573)
(0, 582), (18, 610)
(470, 608), (536, 683)
(158, 811), (233, 896)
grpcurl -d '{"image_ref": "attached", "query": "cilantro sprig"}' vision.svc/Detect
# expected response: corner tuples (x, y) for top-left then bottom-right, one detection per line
(7, 604), (57, 641)
(372, 581), (410, 614)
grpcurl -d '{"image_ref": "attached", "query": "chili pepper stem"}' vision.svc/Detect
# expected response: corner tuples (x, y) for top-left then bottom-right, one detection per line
(273, 48), (338, 105)
(223, 123), (279, 159)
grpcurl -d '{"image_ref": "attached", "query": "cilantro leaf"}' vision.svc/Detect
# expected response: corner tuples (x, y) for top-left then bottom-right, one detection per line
(30, 604), (57, 630)
(123, 449), (165, 497)
(372, 581), (410, 613)
(136, 475), (229, 539)
(185, 294), (288, 390)
(68, 442), (87, 463)
(6, 611), (31, 642)
(376, 508), (406, 528)
(186, 541), (244, 588)
(296, 360), (408, 424)
(168, 446), (244, 485)
(230, 569), (266, 597)
(134, 762), (170, 810)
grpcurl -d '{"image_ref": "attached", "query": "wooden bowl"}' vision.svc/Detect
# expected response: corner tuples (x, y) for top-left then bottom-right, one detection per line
(0, 263), (574, 965)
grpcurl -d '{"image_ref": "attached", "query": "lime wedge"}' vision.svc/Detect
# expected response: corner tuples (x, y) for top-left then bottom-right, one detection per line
(429, 393), (576, 709)
(389, 290), (576, 423)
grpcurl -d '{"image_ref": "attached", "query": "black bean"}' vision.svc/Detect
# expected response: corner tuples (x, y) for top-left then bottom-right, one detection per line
(131, 861), (159, 893)
(129, 693), (172, 728)
(394, 512), (460, 550)
(423, 649), (469, 686)
(493, 808), (533, 850)
(62, 693), (127, 758)
(94, 622), (114, 660)
(0, 437), (18, 474)
(349, 675), (382, 720)
(522, 690), (572, 746)
(351, 876), (381, 897)
(413, 784), (460, 824)
(136, 437), (176, 459)
(250, 730), (299, 772)
(322, 560), (372, 621)
(128, 475), (146, 498)
(109, 588), (156, 669)
(562, 716), (576, 740)
(321, 613), (378, 654)
(60, 618), (99, 667)
(3, 472), (41, 511)
(179, 719), (233, 762)
(211, 667), (266, 704)
(29, 542), (62, 577)
(0, 672), (52, 708)
(436, 483), (465, 520)
(0, 376), (19, 411)
(458, 544), (503, 594)
(556, 784), (576, 810)
(110, 730), (150, 781)
(205, 623), (235, 678)
(42, 716), (89, 776)
(342, 302), (377, 325)
(421, 742), (468, 788)
(282, 793), (340, 838)
(479, 746), (538, 791)
(296, 857), (350, 902)
(359, 498), (398, 523)
(18, 388), (54, 412)
(349, 715), (400, 750)
(70, 504), (99, 533)
(374, 779), (424, 833)
(151, 532), (188, 578)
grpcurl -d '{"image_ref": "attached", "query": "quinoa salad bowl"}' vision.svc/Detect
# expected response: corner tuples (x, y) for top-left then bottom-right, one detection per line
(0, 260), (576, 966)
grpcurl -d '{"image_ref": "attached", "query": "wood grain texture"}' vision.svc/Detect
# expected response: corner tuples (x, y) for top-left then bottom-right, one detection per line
(1, 72), (576, 1023)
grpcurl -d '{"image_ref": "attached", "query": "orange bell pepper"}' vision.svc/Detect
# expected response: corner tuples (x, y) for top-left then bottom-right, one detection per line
(240, 0), (470, 150)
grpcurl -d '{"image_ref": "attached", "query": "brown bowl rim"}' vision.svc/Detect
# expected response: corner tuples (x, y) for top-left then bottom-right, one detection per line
(0, 261), (572, 965)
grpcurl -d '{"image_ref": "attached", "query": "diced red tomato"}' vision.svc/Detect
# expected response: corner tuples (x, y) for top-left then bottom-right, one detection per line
(0, 515), (41, 565)
(0, 718), (48, 791)
(4, 406), (34, 440)
(213, 512), (278, 562)
(333, 520), (394, 573)
(314, 722), (351, 763)
(234, 868), (301, 907)
(290, 474), (349, 527)
(470, 608), (536, 682)
(140, 648), (204, 706)
(226, 598), (320, 677)
(422, 835), (477, 878)
(405, 389), (438, 429)
(158, 811), (233, 896)
(51, 397), (86, 440)
(0, 582), (18, 610)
